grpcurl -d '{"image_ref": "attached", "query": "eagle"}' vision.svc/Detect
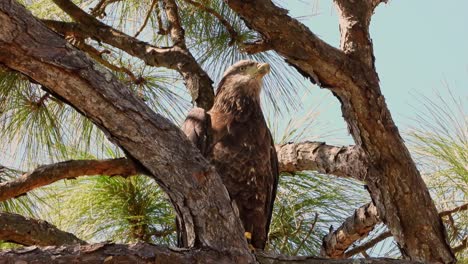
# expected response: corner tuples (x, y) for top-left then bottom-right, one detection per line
(181, 60), (279, 250)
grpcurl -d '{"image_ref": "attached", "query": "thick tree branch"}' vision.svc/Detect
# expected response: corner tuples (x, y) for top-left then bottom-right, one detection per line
(0, 1), (250, 259)
(276, 142), (367, 180)
(0, 158), (141, 202)
(334, 0), (388, 67)
(0, 212), (86, 246)
(48, 0), (214, 109)
(321, 203), (380, 258)
(0, 243), (424, 263)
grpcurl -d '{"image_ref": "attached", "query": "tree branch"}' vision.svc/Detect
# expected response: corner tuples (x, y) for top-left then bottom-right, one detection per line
(439, 203), (468, 218)
(0, 158), (141, 202)
(321, 203), (380, 258)
(162, 0), (186, 47)
(47, 0), (214, 109)
(276, 142), (367, 181)
(344, 231), (392, 258)
(333, 0), (388, 67)
(134, 0), (157, 38)
(0, 212), (86, 246)
(0, 243), (424, 263)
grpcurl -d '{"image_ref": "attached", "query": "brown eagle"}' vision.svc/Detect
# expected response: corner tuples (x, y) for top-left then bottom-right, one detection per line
(181, 60), (279, 250)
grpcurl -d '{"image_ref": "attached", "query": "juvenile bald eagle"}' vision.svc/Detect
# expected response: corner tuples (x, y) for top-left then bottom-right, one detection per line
(181, 60), (278, 249)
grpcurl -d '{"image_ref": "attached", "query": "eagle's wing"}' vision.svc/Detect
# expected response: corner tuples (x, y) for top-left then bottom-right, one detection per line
(181, 107), (212, 155)
(265, 131), (279, 243)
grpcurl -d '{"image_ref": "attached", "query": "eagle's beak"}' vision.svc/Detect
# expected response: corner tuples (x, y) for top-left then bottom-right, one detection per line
(256, 63), (270, 78)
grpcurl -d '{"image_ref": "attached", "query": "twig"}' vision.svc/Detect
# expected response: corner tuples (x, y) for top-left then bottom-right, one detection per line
(452, 237), (467, 253)
(74, 39), (139, 83)
(90, 0), (122, 18)
(344, 231), (392, 258)
(293, 213), (319, 255)
(154, 1), (168, 35)
(439, 203), (468, 218)
(181, 0), (239, 46)
(134, 0), (158, 38)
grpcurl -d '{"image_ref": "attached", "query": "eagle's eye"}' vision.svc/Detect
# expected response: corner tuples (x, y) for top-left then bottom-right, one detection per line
(239, 66), (246, 71)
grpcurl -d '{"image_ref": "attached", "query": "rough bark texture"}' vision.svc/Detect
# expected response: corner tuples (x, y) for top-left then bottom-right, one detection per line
(224, 0), (455, 262)
(321, 203), (380, 258)
(276, 142), (366, 180)
(0, 1), (251, 261)
(0, 212), (86, 246)
(0, 158), (141, 202)
(0, 243), (424, 264)
(45, 0), (214, 109)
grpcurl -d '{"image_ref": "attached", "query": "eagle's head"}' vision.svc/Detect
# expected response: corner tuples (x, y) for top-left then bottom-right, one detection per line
(215, 60), (270, 98)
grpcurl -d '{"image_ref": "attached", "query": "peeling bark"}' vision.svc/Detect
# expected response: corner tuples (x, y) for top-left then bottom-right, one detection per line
(225, 0), (455, 262)
(0, 212), (86, 246)
(0, 158), (141, 202)
(0, 1), (251, 260)
(0, 243), (424, 264)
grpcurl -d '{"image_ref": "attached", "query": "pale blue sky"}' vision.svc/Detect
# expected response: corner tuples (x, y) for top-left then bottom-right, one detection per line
(283, 0), (467, 144)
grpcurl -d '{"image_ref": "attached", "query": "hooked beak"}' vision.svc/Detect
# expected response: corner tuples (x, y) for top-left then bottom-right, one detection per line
(255, 63), (270, 78)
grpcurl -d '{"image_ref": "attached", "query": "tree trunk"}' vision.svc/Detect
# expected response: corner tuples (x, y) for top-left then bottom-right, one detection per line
(224, 0), (455, 262)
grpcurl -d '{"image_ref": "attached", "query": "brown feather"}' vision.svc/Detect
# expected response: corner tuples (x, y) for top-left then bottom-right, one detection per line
(181, 60), (278, 249)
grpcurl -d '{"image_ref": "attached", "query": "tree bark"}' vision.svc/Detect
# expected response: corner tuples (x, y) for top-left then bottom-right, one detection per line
(0, 243), (424, 264)
(0, 1), (251, 261)
(224, 0), (455, 262)
(0, 212), (86, 246)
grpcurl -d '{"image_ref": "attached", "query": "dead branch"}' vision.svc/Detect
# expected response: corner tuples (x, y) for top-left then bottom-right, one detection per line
(0, 212), (86, 246)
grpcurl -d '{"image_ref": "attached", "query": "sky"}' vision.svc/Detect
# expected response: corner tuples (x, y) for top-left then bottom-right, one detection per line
(281, 0), (468, 144)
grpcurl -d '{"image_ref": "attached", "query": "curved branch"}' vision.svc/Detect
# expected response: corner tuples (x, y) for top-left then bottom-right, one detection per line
(0, 212), (86, 246)
(276, 142), (367, 181)
(0, 159), (141, 202)
(48, 0), (214, 109)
